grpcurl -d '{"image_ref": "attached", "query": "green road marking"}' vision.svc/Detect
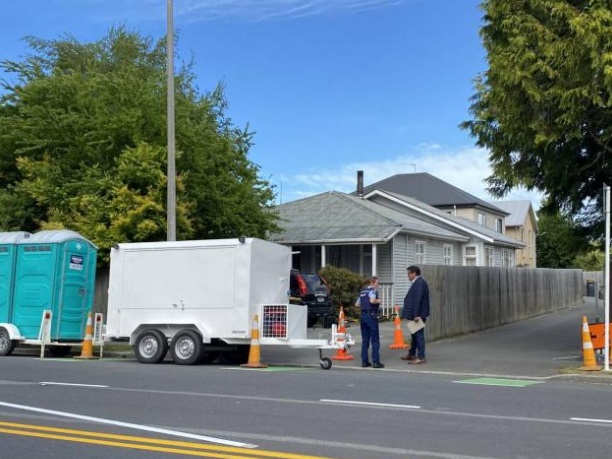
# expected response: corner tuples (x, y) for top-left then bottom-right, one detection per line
(453, 378), (541, 387)
(228, 366), (312, 372)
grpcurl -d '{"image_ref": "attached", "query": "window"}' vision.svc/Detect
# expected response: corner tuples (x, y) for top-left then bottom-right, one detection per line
(463, 245), (477, 266)
(415, 241), (425, 264)
(496, 218), (503, 233)
(477, 213), (486, 226)
(443, 245), (453, 265)
(485, 246), (494, 266)
(502, 249), (513, 267)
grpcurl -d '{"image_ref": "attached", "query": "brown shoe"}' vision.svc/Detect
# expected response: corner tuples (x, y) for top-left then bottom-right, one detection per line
(408, 358), (426, 365)
(401, 355), (416, 361)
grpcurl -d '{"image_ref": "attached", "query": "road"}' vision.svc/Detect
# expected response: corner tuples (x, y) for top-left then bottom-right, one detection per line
(1, 351), (612, 459)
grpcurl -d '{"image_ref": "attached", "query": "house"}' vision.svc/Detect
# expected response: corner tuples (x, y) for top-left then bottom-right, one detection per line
(356, 172), (509, 234)
(271, 188), (525, 310)
(488, 200), (538, 267)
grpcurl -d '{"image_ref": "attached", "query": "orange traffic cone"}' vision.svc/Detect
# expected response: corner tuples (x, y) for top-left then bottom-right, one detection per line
(74, 312), (96, 360)
(332, 306), (354, 361)
(580, 316), (602, 371)
(241, 315), (267, 368)
(389, 305), (409, 349)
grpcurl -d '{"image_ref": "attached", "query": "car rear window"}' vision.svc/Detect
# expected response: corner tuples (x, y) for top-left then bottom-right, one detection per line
(302, 275), (327, 292)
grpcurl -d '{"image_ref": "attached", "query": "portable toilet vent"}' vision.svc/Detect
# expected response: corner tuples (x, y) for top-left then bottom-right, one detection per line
(12, 230), (97, 340)
(0, 232), (31, 325)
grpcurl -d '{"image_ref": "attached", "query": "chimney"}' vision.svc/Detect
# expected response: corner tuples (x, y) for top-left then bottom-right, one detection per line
(357, 170), (364, 198)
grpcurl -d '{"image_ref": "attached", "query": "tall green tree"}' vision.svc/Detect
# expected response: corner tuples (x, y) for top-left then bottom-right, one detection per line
(0, 27), (279, 262)
(536, 209), (585, 268)
(463, 1), (612, 227)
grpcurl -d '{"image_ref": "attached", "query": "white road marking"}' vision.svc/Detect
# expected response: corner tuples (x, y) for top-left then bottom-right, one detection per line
(0, 401), (257, 449)
(320, 399), (421, 409)
(39, 382), (109, 388)
(571, 417), (612, 424)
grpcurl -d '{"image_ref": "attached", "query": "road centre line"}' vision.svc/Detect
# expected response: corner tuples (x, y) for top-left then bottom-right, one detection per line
(0, 421), (333, 459)
(39, 382), (109, 388)
(571, 417), (612, 424)
(320, 399), (421, 410)
(0, 401), (256, 449)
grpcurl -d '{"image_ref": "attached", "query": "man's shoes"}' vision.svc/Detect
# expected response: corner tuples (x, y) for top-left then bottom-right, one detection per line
(372, 362), (385, 369)
(401, 355), (416, 361)
(362, 362), (372, 368)
(408, 358), (426, 365)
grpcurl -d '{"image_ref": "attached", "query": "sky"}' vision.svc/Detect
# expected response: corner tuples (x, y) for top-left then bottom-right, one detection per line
(0, 0), (543, 209)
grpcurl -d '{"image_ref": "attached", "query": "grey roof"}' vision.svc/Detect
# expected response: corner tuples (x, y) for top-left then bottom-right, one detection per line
(271, 191), (470, 244)
(0, 231), (31, 243)
(355, 172), (509, 215)
(375, 190), (526, 248)
(488, 200), (536, 229)
(19, 230), (97, 247)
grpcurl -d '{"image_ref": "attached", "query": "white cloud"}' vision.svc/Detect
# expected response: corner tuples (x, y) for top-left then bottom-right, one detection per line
(91, 0), (406, 23)
(280, 144), (544, 210)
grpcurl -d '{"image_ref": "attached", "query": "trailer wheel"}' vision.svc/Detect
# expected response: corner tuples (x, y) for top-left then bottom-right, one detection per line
(170, 330), (203, 365)
(134, 329), (168, 364)
(0, 327), (16, 356)
(320, 357), (332, 370)
(48, 346), (72, 357)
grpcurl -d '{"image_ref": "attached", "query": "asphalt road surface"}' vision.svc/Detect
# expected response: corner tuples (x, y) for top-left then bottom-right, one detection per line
(1, 351), (612, 459)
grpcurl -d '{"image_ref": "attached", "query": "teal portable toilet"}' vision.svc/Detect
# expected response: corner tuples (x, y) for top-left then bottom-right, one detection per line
(0, 232), (31, 325)
(12, 230), (97, 340)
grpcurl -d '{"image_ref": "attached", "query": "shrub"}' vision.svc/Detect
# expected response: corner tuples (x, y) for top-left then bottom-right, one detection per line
(319, 266), (367, 319)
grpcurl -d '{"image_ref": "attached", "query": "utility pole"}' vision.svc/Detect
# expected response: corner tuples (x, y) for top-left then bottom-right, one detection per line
(604, 184), (610, 371)
(166, 0), (177, 241)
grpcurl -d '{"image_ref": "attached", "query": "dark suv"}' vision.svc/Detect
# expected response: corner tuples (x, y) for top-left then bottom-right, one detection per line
(289, 269), (334, 328)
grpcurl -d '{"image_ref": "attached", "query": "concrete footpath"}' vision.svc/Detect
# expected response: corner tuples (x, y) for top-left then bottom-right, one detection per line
(244, 297), (612, 383)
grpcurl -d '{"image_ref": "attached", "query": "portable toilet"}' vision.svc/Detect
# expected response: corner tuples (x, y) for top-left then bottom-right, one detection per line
(12, 230), (97, 340)
(0, 232), (31, 324)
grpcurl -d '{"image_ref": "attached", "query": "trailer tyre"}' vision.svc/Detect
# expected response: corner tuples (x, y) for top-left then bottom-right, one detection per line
(134, 329), (168, 364)
(170, 330), (203, 365)
(0, 327), (16, 356)
(320, 357), (332, 370)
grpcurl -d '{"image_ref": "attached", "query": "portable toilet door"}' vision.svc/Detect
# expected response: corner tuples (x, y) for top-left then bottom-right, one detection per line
(0, 232), (31, 324)
(13, 230), (97, 341)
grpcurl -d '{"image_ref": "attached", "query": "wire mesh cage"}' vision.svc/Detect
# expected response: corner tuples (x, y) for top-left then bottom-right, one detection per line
(261, 304), (288, 339)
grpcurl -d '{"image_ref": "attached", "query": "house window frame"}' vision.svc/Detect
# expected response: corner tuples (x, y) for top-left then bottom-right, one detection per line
(502, 249), (513, 267)
(415, 240), (426, 265)
(477, 212), (487, 227)
(443, 244), (453, 265)
(484, 246), (494, 267)
(463, 244), (478, 266)
(496, 218), (503, 233)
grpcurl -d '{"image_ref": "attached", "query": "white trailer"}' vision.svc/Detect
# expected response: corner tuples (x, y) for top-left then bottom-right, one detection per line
(104, 237), (351, 368)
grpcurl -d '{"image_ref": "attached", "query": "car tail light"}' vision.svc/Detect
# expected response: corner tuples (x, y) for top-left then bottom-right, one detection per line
(296, 275), (308, 297)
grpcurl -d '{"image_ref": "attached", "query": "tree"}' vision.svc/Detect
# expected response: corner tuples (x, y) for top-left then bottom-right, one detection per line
(536, 209), (585, 268)
(463, 1), (612, 228)
(0, 27), (279, 262)
(573, 245), (605, 271)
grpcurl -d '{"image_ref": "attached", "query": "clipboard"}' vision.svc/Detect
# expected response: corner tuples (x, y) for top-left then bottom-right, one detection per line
(406, 319), (425, 334)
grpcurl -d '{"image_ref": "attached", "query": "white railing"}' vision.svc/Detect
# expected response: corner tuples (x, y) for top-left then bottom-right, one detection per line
(378, 283), (395, 319)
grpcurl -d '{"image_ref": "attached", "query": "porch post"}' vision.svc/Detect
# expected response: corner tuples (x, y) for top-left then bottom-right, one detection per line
(372, 244), (377, 276)
(321, 245), (326, 268)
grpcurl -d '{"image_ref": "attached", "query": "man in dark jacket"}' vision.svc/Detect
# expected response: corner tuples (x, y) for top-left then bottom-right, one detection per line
(401, 265), (430, 364)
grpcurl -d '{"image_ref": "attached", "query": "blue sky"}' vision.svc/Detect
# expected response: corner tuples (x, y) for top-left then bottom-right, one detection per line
(0, 0), (542, 208)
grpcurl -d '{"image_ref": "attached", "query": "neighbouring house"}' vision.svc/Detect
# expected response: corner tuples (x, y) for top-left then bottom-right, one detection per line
(488, 200), (538, 267)
(355, 172), (510, 234)
(270, 187), (525, 311)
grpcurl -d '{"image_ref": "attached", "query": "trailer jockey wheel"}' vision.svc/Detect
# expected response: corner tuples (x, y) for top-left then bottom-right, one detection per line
(320, 357), (332, 370)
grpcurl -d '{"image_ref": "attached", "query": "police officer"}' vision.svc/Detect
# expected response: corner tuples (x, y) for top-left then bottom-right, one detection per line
(356, 276), (384, 368)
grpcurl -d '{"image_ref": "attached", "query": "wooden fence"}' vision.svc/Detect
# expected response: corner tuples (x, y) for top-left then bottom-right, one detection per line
(420, 266), (583, 341)
(92, 265), (584, 342)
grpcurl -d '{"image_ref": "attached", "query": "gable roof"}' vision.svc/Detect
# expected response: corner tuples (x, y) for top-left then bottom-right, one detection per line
(271, 191), (470, 244)
(355, 172), (508, 215)
(489, 200), (538, 231)
(368, 189), (525, 248)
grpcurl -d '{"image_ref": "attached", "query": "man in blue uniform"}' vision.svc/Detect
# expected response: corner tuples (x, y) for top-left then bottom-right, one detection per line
(356, 276), (384, 368)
